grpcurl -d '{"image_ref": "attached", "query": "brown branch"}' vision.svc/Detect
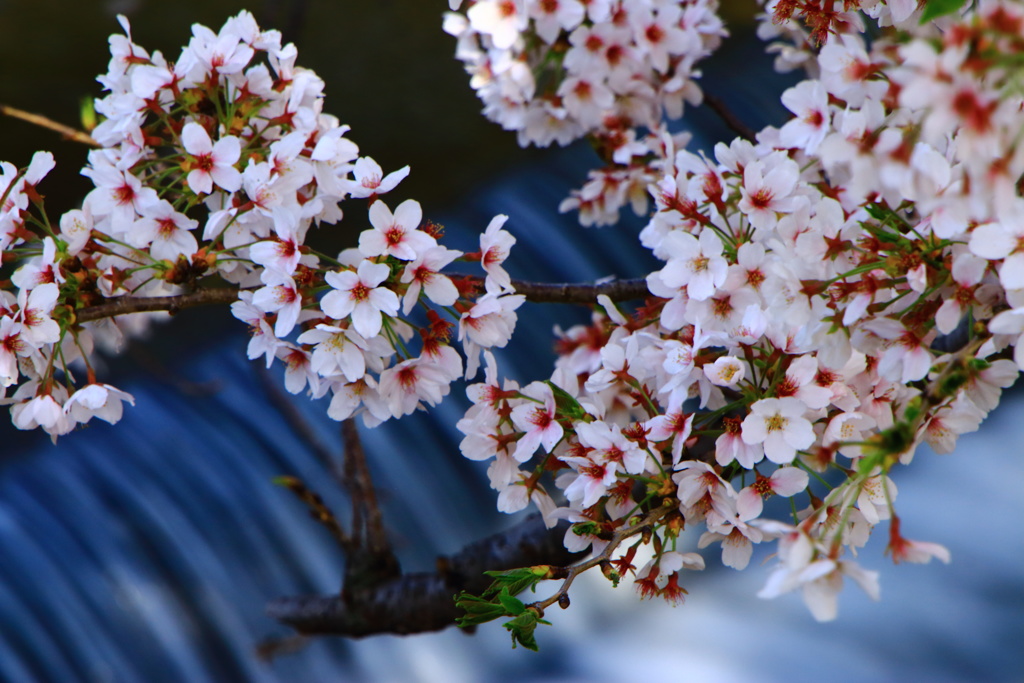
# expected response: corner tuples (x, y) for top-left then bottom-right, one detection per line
(507, 277), (648, 304)
(339, 419), (401, 595)
(702, 92), (759, 143)
(266, 514), (583, 637)
(0, 104), (100, 147)
(275, 476), (354, 553)
(529, 504), (671, 616)
(74, 287), (242, 323)
(71, 276), (651, 324)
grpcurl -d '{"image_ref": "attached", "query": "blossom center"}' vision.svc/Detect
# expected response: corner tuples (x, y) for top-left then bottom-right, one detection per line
(689, 255), (709, 272)
(350, 282), (370, 302)
(749, 188), (774, 210)
(765, 413), (788, 432)
(385, 226), (405, 247)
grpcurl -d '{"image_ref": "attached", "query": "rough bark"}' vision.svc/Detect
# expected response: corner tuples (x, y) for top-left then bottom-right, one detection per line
(72, 276), (650, 324)
(266, 515), (582, 637)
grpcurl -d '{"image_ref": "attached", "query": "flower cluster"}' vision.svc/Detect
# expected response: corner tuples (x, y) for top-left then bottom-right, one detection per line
(0, 12), (522, 438)
(457, 0), (1024, 623)
(445, 0), (726, 226)
(4, 0), (1022, 637)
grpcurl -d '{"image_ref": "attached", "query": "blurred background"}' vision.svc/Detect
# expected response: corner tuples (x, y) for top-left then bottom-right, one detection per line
(0, 1), (1021, 681)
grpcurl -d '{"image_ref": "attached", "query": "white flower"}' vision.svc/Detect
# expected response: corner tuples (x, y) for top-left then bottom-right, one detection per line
(480, 214), (516, 294)
(129, 199), (199, 261)
(181, 122), (242, 195)
(346, 157), (410, 199)
(321, 260), (400, 339)
(779, 80), (830, 154)
(510, 382), (563, 462)
(738, 155), (801, 232)
(704, 356), (745, 387)
(741, 397), (815, 464)
(359, 199), (436, 261)
(467, 0), (527, 50)
(658, 229), (728, 301)
(64, 383), (135, 425)
(459, 292), (525, 378)
(400, 246), (462, 314)
(252, 271), (302, 338)
(378, 356), (453, 418)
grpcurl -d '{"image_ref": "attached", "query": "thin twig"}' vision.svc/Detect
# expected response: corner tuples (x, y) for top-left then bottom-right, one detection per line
(508, 277), (648, 304)
(275, 476), (354, 553)
(0, 104), (100, 147)
(254, 634), (308, 662)
(71, 276), (651, 325)
(702, 93), (759, 143)
(74, 287), (242, 323)
(529, 504), (673, 615)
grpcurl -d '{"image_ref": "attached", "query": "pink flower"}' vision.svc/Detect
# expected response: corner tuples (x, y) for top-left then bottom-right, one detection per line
(459, 292), (525, 377)
(480, 214), (516, 294)
(321, 260), (400, 339)
(346, 157), (410, 199)
(16, 283), (60, 346)
(181, 122), (242, 195)
(129, 199), (199, 261)
(736, 467), (809, 519)
(886, 517), (951, 565)
(377, 356), (453, 418)
(400, 246), (462, 314)
(779, 81), (831, 154)
(658, 229), (728, 301)
(359, 199), (436, 261)
(528, 0), (585, 44)
(737, 154), (801, 232)
(561, 452), (617, 508)
(576, 420), (647, 475)
(64, 383), (135, 425)
(645, 391), (693, 466)
(741, 397), (815, 465)
(715, 416), (763, 469)
(297, 324), (369, 383)
(252, 271), (303, 337)
(0, 317), (29, 387)
(510, 382), (564, 462)
(467, 0), (527, 50)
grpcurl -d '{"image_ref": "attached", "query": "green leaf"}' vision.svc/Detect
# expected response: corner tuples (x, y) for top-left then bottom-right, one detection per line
(482, 566), (549, 597)
(571, 521), (601, 537)
(497, 588), (525, 615)
(545, 380), (588, 420)
(454, 593), (506, 626)
(968, 357), (991, 372)
(920, 0), (969, 23)
(503, 610), (549, 651)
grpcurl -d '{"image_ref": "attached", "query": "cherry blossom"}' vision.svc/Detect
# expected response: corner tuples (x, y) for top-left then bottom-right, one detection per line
(322, 261), (400, 339)
(5, 3), (1023, 634)
(359, 199), (436, 261)
(741, 397), (815, 465)
(180, 122), (242, 195)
